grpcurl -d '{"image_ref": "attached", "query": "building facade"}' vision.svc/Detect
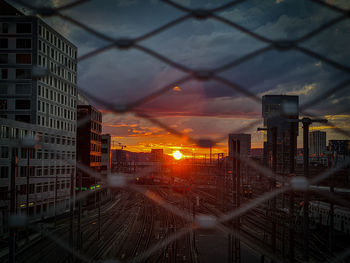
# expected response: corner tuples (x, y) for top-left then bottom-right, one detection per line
(101, 134), (111, 177)
(228, 133), (251, 184)
(0, 2), (77, 235)
(309, 130), (326, 156)
(76, 105), (102, 193)
(0, 118), (75, 234)
(328, 140), (350, 156)
(262, 95), (299, 174)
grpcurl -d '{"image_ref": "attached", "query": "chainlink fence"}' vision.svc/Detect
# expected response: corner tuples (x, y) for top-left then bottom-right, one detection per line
(2, 0), (350, 262)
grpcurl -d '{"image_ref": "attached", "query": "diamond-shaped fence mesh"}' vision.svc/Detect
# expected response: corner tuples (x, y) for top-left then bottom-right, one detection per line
(1, 0), (350, 262)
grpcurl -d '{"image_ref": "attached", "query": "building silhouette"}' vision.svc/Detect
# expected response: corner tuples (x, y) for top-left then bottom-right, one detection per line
(262, 95), (299, 174)
(101, 134), (111, 177)
(309, 130), (326, 156)
(76, 105), (102, 194)
(228, 134), (251, 184)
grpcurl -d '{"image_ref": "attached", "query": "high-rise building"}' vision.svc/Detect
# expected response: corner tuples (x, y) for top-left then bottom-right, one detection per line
(309, 130), (326, 156)
(262, 95), (299, 174)
(329, 140), (350, 156)
(0, 1), (77, 234)
(228, 134), (251, 183)
(228, 134), (251, 158)
(76, 105), (102, 193)
(101, 134), (111, 177)
(151, 149), (164, 162)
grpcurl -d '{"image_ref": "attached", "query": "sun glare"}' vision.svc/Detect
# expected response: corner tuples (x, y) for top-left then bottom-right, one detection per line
(173, 150), (183, 160)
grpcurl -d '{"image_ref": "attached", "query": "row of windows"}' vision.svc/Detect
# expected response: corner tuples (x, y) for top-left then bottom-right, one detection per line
(0, 165), (75, 179)
(38, 100), (76, 120)
(0, 99), (31, 110)
(0, 22), (31, 35)
(0, 125), (76, 145)
(91, 131), (102, 142)
(91, 155), (102, 163)
(0, 146), (76, 160)
(37, 132), (75, 146)
(0, 53), (32, 64)
(38, 85), (76, 109)
(0, 38), (32, 49)
(0, 68), (31, 80)
(0, 83), (32, 95)
(37, 115), (76, 132)
(38, 41), (76, 72)
(38, 56), (76, 84)
(91, 143), (101, 153)
(17, 181), (71, 195)
(38, 24), (76, 59)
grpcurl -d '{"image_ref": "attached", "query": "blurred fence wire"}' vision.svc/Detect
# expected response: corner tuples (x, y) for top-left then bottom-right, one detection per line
(5, 0), (350, 262)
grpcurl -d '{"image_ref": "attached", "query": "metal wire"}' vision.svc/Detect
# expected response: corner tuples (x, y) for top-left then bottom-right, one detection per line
(5, 0), (350, 262)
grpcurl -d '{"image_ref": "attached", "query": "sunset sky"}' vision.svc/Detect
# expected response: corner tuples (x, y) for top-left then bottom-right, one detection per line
(11, 0), (350, 156)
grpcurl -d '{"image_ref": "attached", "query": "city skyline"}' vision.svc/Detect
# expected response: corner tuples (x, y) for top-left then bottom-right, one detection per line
(6, 0), (350, 155)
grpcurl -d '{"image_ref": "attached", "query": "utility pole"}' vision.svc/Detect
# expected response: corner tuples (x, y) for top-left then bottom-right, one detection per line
(98, 189), (101, 240)
(229, 139), (241, 263)
(76, 170), (82, 252)
(54, 175), (58, 228)
(9, 149), (18, 263)
(26, 148), (31, 243)
(300, 117), (327, 261)
(289, 122), (296, 262)
(26, 148), (30, 220)
(258, 127), (277, 252)
(271, 127), (277, 253)
(69, 172), (75, 262)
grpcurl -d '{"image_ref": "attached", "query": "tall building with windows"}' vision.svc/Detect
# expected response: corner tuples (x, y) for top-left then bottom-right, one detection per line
(262, 95), (299, 174)
(329, 140), (350, 156)
(309, 130), (326, 156)
(228, 134), (251, 184)
(0, 1), (77, 235)
(76, 105), (102, 195)
(101, 134), (111, 177)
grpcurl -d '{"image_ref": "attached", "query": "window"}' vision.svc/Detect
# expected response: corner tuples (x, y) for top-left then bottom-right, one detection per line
(0, 69), (8, 79)
(15, 100), (31, 109)
(0, 39), (8, 48)
(16, 54), (31, 64)
(0, 166), (8, 178)
(15, 115), (30, 123)
(16, 23), (31, 34)
(1, 23), (8, 33)
(16, 69), (31, 79)
(16, 39), (31, 49)
(15, 84), (31, 94)
(0, 54), (8, 64)
(0, 99), (7, 109)
(0, 146), (9, 158)
(0, 84), (7, 94)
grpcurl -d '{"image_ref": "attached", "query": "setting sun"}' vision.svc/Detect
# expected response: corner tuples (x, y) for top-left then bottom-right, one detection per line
(172, 150), (183, 160)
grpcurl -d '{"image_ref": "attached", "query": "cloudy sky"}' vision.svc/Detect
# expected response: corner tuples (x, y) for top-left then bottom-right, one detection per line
(11, 0), (350, 155)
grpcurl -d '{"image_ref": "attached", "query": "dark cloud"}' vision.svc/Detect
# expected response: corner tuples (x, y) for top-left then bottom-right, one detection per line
(9, 0), (349, 144)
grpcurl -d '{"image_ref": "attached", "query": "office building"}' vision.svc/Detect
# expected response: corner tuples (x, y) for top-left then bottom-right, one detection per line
(0, 1), (77, 234)
(228, 134), (251, 158)
(151, 149), (164, 162)
(329, 140), (350, 156)
(101, 134), (111, 177)
(309, 130), (326, 156)
(228, 134), (251, 184)
(262, 95), (299, 174)
(76, 105), (102, 192)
